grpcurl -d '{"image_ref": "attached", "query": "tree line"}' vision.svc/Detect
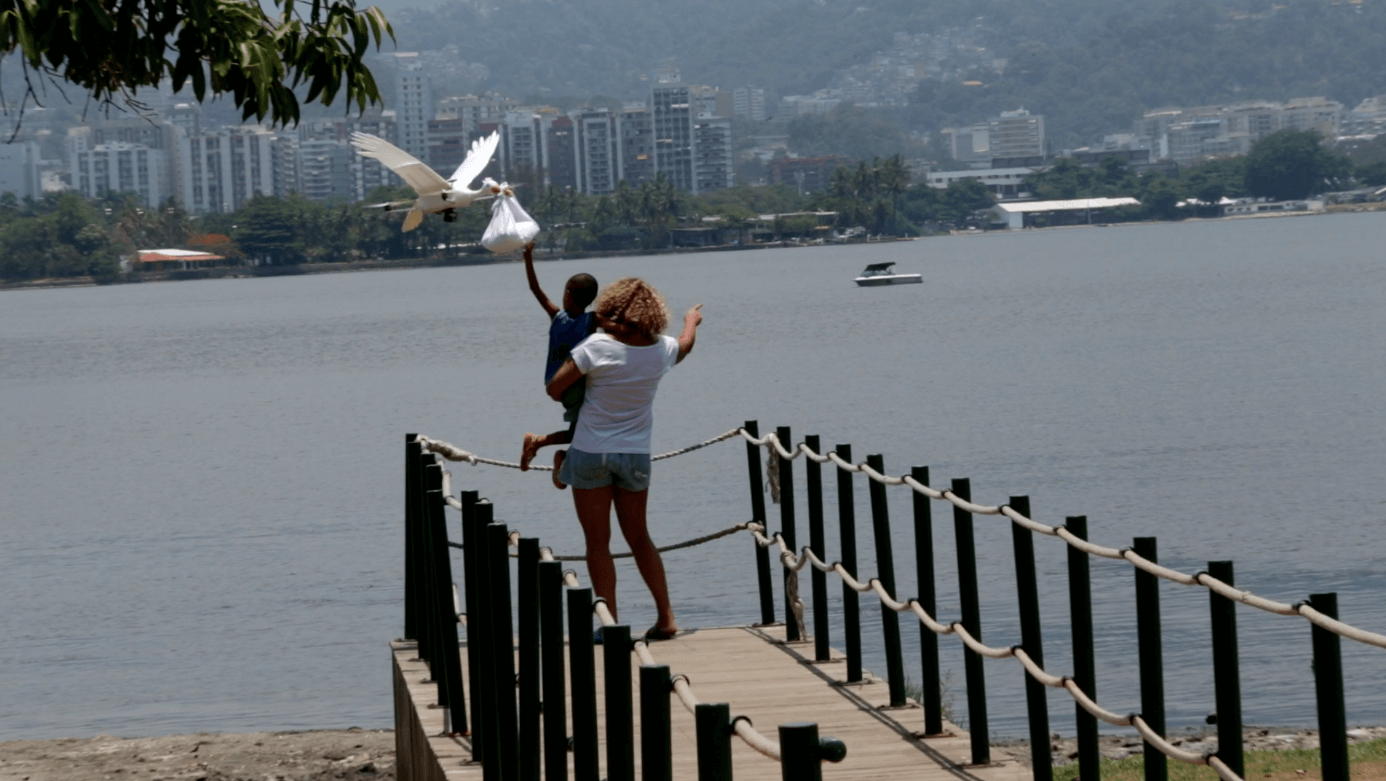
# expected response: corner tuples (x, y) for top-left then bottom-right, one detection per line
(2, 130), (1379, 284)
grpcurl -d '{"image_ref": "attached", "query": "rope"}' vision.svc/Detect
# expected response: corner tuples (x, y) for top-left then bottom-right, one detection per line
(740, 427), (1386, 652)
(417, 429), (741, 472)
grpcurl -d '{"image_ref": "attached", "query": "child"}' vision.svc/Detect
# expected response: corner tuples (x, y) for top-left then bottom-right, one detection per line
(519, 243), (599, 489)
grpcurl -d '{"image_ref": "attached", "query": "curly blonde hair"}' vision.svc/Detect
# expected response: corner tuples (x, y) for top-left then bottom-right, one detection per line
(596, 277), (669, 337)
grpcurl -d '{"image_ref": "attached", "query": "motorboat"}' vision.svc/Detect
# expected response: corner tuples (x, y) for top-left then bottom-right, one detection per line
(854, 262), (922, 287)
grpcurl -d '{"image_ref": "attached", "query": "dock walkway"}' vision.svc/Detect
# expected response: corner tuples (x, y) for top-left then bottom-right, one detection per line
(393, 624), (1034, 781)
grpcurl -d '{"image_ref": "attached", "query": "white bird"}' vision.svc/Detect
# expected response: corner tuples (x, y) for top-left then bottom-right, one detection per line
(350, 130), (501, 232)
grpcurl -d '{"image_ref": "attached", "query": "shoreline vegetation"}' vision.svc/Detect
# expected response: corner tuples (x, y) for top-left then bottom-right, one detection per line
(3, 203), (1380, 293)
(1, 726), (1381, 781)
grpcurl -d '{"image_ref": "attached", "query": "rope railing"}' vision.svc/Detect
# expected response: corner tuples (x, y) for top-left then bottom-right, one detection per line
(741, 428), (1386, 651)
(412, 424), (1369, 781)
(755, 526), (1248, 779)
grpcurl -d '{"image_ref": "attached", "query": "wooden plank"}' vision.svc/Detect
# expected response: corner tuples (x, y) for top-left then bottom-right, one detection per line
(393, 626), (1033, 781)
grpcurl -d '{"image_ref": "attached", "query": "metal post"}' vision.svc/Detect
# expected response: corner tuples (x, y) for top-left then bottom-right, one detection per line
(835, 443), (862, 683)
(1010, 496), (1050, 781)
(471, 502), (498, 774)
(416, 454), (439, 664)
(603, 625), (635, 781)
(486, 522), (518, 780)
(430, 477), (469, 735)
(912, 465), (943, 734)
(1207, 561), (1243, 780)
(517, 538), (541, 781)
(404, 434), (421, 641)
(538, 560), (568, 781)
(695, 703), (733, 781)
(461, 494), (488, 765)
(776, 425), (800, 641)
(1133, 537), (1167, 781)
(805, 435), (830, 661)
(952, 478), (989, 764)
(640, 664), (673, 781)
(1309, 592), (1349, 781)
(1065, 516), (1100, 781)
(567, 588), (600, 781)
(867, 454), (906, 706)
(744, 420), (776, 625)
(779, 722), (823, 781)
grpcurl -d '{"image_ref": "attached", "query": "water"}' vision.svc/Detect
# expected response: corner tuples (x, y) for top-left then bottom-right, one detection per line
(3, 213), (1385, 742)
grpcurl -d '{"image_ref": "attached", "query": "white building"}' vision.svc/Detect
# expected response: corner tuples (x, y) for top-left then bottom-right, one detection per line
(651, 84), (733, 194)
(173, 126), (276, 213)
(71, 142), (169, 207)
(393, 58), (434, 163)
(988, 108), (1044, 159)
(733, 86), (767, 122)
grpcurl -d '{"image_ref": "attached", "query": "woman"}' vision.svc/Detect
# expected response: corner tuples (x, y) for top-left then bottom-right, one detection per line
(545, 277), (702, 641)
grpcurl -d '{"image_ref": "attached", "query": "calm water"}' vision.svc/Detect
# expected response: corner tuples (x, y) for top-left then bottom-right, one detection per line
(3, 214), (1385, 742)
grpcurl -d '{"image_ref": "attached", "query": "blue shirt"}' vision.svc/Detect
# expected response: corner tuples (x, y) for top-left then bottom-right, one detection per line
(546, 310), (595, 383)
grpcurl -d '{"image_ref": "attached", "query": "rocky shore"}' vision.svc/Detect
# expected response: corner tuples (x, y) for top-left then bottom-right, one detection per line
(0, 728), (394, 781)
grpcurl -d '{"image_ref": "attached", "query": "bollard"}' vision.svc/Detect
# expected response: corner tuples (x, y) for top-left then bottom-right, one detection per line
(404, 434), (421, 641)
(1009, 496), (1050, 781)
(538, 560), (568, 781)
(1308, 592), (1349, 781)
(517, 538), (541, 781)
(835, 443), (862, 683)
(952, 477), (989, 764)
(1133, 537), (1167, 781)
(1207, 561), (1244, 779)
(603, 625), (635, 781)
(805, 435), (830, 662)
(695, 703), (733, 781)
(912, 465), (943, 735)
(744, 420), (776, 625)
(485, 522), (519, 779)
(1065, 516), (1100, 781)
(778, 722), (848, 781)
(776, 425), (800, 641)
(566, 588), (600, 781)
(640, 665), (673, 781)
(867, 454), (906, 706)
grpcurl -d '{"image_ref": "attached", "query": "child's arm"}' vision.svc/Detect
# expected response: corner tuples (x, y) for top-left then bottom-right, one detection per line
(524, 243), (559, 318)
(675, 304), (702, 364)
(546, 358), (583, 401)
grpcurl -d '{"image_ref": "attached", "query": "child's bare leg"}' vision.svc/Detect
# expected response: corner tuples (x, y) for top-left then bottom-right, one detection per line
(552, 449), (569, 490)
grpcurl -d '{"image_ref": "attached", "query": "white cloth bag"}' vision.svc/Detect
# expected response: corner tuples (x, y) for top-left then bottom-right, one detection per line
(481, 192), (540, 254)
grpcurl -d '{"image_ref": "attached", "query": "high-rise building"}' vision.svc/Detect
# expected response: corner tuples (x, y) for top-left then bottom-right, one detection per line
(733, 87), (767, 122)
(546, 115), (578, 193)
(651, 84), (696, 192)
(616, 106), (654, 187)
(0, 141), (44, 199)
(71, 142), (169, 208)
(173, 126), (276, 213)
(988, 108), (1045, 159)
(394, 59), (434, 163)
(693, 116), (733, 193)
(574, 109), (617, 196)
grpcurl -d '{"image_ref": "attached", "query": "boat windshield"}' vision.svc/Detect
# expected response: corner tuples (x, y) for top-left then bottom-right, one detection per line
(860, 263), (896, 276)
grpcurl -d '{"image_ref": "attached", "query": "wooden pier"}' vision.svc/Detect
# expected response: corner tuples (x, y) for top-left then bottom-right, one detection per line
(393, 624), (1034, 781)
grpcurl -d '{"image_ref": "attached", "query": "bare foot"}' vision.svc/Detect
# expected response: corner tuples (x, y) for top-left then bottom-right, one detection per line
(520, 433), (540, 470)
(552, 449), (568, 490)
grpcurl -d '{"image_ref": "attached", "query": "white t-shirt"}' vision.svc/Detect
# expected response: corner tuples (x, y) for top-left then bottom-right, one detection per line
(569, 333), (680, 454)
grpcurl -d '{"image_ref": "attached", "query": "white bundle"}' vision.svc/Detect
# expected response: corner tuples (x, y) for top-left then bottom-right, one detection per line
(481, 190), (540, 254)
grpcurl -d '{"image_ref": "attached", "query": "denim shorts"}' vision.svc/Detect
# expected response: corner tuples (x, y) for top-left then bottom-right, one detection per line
(559, 448), (651, 492)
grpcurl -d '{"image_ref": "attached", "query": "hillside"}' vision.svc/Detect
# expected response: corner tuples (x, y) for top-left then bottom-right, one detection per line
(386, 0), (1386, 146)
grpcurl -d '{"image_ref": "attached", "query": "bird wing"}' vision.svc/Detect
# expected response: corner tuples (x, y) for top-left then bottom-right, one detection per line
(447, 131), (500, 189)
(350, 133), (450, 197)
